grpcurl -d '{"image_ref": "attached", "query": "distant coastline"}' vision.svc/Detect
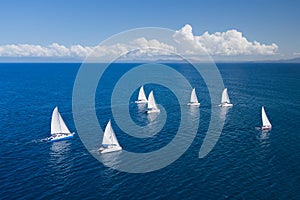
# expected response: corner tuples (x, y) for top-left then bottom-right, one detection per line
(0, 56), (300, 64)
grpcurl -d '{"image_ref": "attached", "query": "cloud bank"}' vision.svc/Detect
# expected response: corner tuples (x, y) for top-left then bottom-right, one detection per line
(0, 24), (278, 60)
(173, 24), (278, 56)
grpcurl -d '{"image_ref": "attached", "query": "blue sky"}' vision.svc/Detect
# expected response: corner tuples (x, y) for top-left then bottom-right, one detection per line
(0, 0), (299, 60)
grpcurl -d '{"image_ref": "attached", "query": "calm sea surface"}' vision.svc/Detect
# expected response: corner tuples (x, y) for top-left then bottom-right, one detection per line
(0, 63), (299, 199)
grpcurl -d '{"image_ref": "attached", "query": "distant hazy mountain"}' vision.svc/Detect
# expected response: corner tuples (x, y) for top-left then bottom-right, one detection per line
(0, 56), (300, 63)
(277, 57), (300, 63)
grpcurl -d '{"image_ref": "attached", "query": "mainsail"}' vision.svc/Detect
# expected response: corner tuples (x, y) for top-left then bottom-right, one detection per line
(262, 106), (272, 127)
(221, 88), (230, 104)
(102, 120), (120, 147)
(137, 86), (147, 101)
(147, 91), (158, 110)
(51, 107), (71, 134)
(190, 88), (199, 103)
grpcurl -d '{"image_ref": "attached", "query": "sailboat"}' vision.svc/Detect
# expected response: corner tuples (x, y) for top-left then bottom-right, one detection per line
(135, 86), (148, 104)
(147, 90), (160, 113)
(98, 120), (122, 153)
(49, 107), (75, 142)
(261, 106), (272, 130)
(187, 88), (200, 106)
(219, 88), (233, 107)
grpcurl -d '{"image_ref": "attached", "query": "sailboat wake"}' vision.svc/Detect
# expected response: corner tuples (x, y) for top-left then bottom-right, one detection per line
(31, 137), (50, 143)
(255, 127), (262, 131)
(257, 131), (270, 140)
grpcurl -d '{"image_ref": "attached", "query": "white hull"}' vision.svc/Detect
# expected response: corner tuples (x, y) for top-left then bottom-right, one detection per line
(219, 103), (233, 107)
(261, 126), (272, 131)
(135, 100), (148, 104)
(147, 109), (160, 114)
(49, 132), (75, 142)
(187, 102), (200, 106)
(99, 145), (122, 154)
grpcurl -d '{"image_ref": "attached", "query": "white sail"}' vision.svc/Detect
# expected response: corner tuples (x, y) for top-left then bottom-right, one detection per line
(58, 112), (71, 133)
(262, 106), (272, 127)
(102, 120), (120, 147)
(51, 107), (60, 134)
(190, 88), (199, 103)
(147, 91), (158, 110)
(51, 107), (71, 134)
(221, 88), (230, 104)
(137, 86), (147, 101)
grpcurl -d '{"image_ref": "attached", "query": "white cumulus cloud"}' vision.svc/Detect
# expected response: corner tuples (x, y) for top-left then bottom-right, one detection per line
(0, 24), (278, 60)
(173, 24), (278, 56)
(173, 24), (207, 55)
(70, 44), (93, 57)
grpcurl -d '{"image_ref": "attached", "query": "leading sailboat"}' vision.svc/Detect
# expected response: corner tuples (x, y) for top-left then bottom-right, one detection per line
(147, 91), (160, 113)
(135, 85), (148, 104)
(49, 107), (75, 142)
(187, 88), (200, 106)
(99, 120), (122, 153)
(261, 106), (272, 130)
(219, 88), (233, 107)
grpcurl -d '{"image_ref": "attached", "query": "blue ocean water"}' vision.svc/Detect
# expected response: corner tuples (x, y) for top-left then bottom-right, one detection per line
(0, 62), (299, 199)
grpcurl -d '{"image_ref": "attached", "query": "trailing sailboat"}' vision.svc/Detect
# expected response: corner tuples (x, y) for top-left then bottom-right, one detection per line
(187, 88), (200, 106)
(147, 90), (160, 113)
(49, 107), (75, 142)
(99, 120), (122, 153)
(219, 88), (233, 107)
(261, 106), (272, 130)
(135, 85), (148, 104)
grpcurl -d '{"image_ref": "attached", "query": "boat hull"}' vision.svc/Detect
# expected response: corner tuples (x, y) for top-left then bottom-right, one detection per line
(187, 102), (200, 106)
(261, 126), (272, 130)
(135, 100), (148, 104)
(147, 109), (160, 114)
(99, 146), (122, 154)
(219, 103), (233, 107)
(49, 133), (75, 142)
